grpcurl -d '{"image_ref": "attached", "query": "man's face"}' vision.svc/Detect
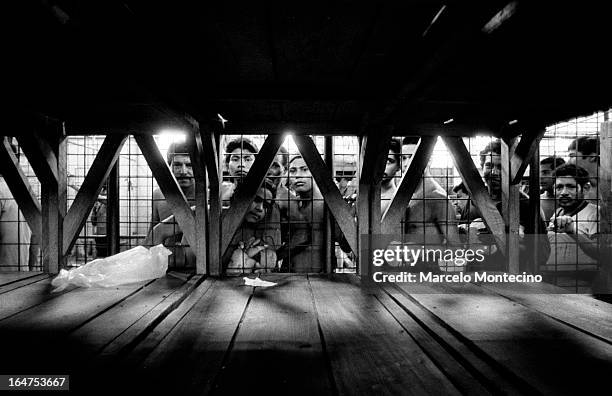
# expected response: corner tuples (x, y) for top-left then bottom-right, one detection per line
(452, 190), (470, 216)
(540, 163), (555, 194)
(401, 144), (418, 174)
(288, 157), (312, 193)
(568, 150), (597, 179)
(482, 151), (502, 197)
(245, 187), (273, 223)
(227, 147), (255, 178)
(266, 154), (286, 187)
(384, 150), (400, 183)
(555, 176), (586, 209)
(337, 178), (348, 190)
(170, 154), (194, 189)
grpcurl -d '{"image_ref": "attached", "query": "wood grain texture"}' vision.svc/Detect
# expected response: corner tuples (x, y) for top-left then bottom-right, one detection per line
(398, 281), (612, 395)
(309, 274), (460, 395)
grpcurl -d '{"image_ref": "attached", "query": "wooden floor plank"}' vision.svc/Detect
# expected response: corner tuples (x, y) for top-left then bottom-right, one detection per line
(397, 281), (612, 395)
(69, 275), (192, 356)
(213, 275), (334, 395)
(480, 282), (612, 344)
(0, 273), (49, 295)
(0, 271), (44, 286)
(0, 277), (73, 321)
(373, 283), (496, 395)
(119, 277), (251, 396)
(309, 274), (460, 396)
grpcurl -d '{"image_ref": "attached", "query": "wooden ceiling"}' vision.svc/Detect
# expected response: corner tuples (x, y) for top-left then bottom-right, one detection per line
(6, 1), (612, 137)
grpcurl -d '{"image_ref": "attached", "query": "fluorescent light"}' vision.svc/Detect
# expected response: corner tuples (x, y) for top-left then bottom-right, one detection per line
(443, 118), (454, 124)
(508, 119), (518, 125)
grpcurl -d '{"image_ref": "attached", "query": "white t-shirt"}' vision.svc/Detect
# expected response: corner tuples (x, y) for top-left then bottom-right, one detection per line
(549, 202), (600, 238)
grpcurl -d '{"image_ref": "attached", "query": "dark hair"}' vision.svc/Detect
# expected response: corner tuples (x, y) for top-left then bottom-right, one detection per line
(276, 146), (289, 167)
(540, 156), (565, 168)
(224, 138), (259, 165)
(553, 164), (591, 188)
(402, 136), (420, 146)
(288, 154), (303, 166)
(166, 140), (191, 165)
(452, 182), (468, 194)
(568, 136), (598, 156)
(479, 140), (501, 166)
(388, 138), (401, 162)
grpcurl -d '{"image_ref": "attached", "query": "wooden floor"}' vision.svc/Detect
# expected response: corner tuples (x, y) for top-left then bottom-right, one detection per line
(1, 272), (611, 395)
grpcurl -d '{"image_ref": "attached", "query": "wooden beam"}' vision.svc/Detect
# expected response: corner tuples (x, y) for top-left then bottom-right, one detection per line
(511, 127), (546, 184)
(595, 119), (612, 293)
(502, 138), (520, 273)
(220, 134), (284, 256)
(442, 137), (507, 254)
(293, 135), (358, 256)
(201, 131), (222, 276)
(17, 131), (59, 184)
(107, 163), (120, 256)
(324, 136), (334, 273)
(41, 133), (66, 274)
(381, 136), (437, 233)
(189, 127), (208, 275)
(0, 137), (42, 235)
(135, 134), (196, 248)
(62, 135), (127, 256)
(527, 145), (541, 273)
(359, 127), (394, 184)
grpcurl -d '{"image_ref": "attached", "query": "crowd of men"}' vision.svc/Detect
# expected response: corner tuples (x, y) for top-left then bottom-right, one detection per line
(0, 135), (606, 283)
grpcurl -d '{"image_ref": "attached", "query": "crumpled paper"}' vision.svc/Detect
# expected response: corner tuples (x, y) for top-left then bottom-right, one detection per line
(243, 277), (277, 288)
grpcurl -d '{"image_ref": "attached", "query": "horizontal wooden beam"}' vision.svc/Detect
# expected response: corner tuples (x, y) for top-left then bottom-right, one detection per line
(442, 136), (507, 254)
(293, 135), (358, 256)
(381, 136), (437, 233)
(63, 135), (127, 256)
(220, 134), (284, 256)
(0, 137), (42, 236)
(135, 134), (196, 248)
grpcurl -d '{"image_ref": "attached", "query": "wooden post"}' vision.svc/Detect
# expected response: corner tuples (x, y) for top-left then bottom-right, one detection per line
(190, 127), (208, 275)
(528, 145), (541, 274)
(502, 137), (520, 273)
(324, 136), (333, 273)
(202, 132), (221, 276)
(107, 163), (120, 256)
(41, 133), (67, 274)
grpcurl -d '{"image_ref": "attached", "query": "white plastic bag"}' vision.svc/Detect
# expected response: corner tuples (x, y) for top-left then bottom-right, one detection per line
(51, 244), (172, 292)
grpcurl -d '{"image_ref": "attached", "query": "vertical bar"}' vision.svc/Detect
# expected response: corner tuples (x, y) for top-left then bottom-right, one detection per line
(107, 162), (120, 255)
(324, 136), (333, 273)
(501, 137), (520, 273)
(191, 130), (208, 275)
(208, 133), (222, 276)
(42, 132), (66, 273)
(597, 115), (612, 293)
(528, 144), (541, 274)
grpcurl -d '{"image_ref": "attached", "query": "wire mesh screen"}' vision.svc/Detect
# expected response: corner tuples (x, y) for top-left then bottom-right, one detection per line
(537, 111), (607, 292)
(0, 138), (40, 271)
